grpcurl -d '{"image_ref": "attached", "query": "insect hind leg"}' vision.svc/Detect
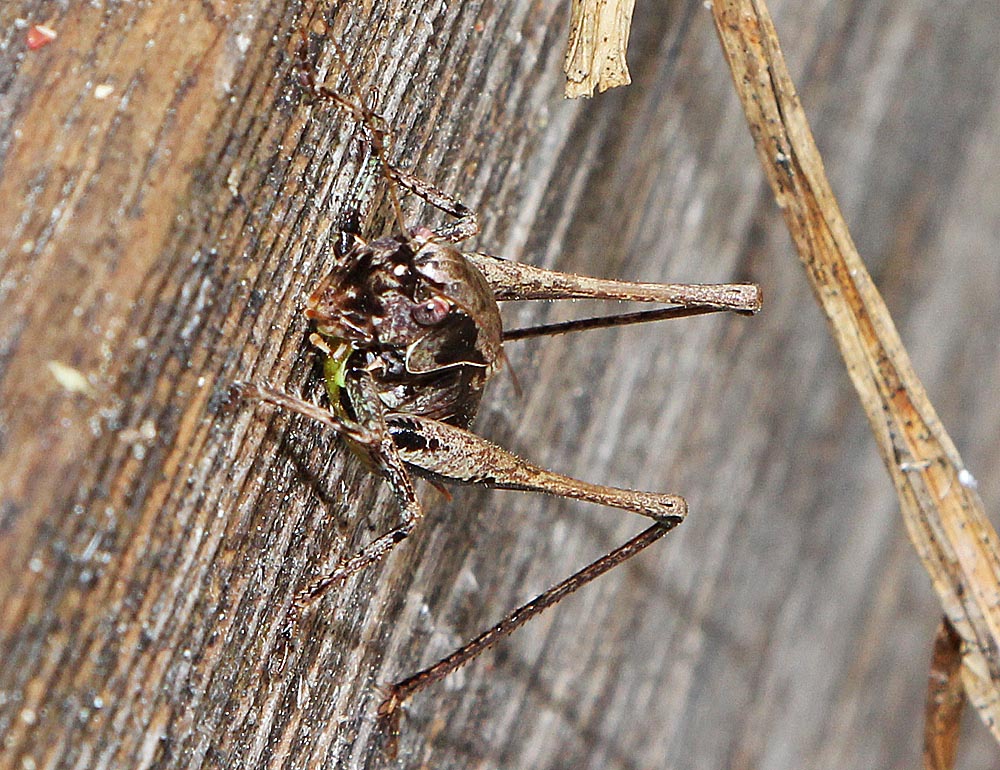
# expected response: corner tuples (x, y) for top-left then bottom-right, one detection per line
(376, 522), (678, 749)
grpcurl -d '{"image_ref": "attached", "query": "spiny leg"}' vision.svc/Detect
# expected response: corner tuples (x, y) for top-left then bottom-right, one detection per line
(235, 381), (368, 443)
(237, 379), (426, 630)
(503, 304), (736, 340)
(286, 374), (427, 620)
(371, 414), (687, 735)
(295, 30), (388, 144)
(377, 521), (679, 740)
(294, 31), (392, 258)
(296, 30), (478, 244)
(391, 167), (480, 243)
(294, 29), (408, 230)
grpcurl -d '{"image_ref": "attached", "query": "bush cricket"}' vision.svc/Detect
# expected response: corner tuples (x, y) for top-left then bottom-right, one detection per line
(238, 30), (761, 747)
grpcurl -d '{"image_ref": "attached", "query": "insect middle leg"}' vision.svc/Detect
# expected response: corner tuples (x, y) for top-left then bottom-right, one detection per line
(239, 381), (685, 613)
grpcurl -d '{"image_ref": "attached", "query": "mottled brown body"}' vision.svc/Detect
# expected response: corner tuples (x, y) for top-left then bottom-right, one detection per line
(242, 204), (759, 745)
(307, 228), (501, 428)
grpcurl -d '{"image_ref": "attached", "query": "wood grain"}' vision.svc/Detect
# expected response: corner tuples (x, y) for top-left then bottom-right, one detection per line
(1, 1), (998, 769)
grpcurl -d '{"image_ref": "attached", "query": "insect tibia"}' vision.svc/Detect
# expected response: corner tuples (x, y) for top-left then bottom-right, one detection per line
(375, 522), (678, 737)
(294, 29), (407, 231)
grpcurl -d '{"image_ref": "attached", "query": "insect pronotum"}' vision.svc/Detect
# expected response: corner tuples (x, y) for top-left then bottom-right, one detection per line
(237, 28), (761, 748)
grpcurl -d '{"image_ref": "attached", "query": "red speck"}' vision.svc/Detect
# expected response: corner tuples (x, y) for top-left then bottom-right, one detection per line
(27, 24), (57, 51)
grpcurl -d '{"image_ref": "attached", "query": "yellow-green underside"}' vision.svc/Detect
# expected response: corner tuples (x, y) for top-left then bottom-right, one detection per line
(322, 341), (351, 408)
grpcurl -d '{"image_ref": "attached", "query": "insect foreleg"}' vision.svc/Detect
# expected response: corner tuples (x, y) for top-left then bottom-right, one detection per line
(237, 379), (427, 622)
(389, 167), (480, 243)
(295, 31), (477, 244)
(235, 382), (369, 443)
(386, 414), (687, 523)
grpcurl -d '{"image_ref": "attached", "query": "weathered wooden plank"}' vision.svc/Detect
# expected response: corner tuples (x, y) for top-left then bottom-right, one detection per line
(1, 0), (998, 768)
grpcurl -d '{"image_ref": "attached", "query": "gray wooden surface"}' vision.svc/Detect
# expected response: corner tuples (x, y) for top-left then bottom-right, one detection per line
(1, 0), (999, 768)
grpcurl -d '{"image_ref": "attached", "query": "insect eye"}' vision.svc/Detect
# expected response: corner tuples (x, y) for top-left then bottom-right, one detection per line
(412, 296), (451, 326)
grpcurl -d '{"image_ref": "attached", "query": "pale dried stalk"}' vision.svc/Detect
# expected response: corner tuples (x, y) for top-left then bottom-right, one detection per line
(710, 0), (1000, 748)
(563, 0), (636, 98)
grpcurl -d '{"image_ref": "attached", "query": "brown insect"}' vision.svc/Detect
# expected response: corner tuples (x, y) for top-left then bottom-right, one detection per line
(238, 31), (761, 745)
